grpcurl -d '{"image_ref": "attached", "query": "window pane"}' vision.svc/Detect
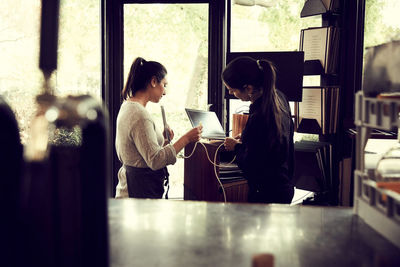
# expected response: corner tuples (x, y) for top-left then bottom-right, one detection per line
(229, 1), (319, 136)
(364, 0), (400, 49)
(57, 1), (101, 100)
(0, 0), (101, 145)
(124, 4), (209, 198)
(362, 0), (400, 151)
(0, 0), (42, 144)
(363, 0), (400, 63)
(230, 1), (320, 52)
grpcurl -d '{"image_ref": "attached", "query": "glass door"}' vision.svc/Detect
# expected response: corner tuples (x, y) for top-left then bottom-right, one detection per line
(123, 3), (209, 198)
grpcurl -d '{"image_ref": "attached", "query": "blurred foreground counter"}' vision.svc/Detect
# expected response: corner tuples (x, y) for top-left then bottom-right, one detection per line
(109, 199), (400, 267)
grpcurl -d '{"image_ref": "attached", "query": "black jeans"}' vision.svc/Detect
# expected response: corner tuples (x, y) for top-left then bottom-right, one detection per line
(125, 166), (169, 199)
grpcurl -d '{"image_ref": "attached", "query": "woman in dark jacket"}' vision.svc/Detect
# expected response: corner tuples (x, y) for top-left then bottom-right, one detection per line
(222, 56), (294, 204)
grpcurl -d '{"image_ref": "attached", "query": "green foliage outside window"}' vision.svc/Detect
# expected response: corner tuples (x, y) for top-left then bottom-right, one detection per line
(50, 126), (82, 147)
(364, 0), (400, 49)
(231, 1), (320, 52)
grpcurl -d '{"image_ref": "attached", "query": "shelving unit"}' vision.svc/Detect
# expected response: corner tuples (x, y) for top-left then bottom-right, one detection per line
(297, 0), (341, 135)
(354, 90), (400, 248)
(295, 0), (341, 135)
(294, 0), (343, 205)
(300, 0), (340, 17)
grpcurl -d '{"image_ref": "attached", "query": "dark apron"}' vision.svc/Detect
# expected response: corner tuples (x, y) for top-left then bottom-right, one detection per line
(125, 165), (169, 199)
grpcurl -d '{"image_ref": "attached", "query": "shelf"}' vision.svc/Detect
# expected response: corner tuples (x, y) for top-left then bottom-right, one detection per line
(354, 91), (400, 249)
(355, 91), (400, 131)
(296, 118), (322, 135)
(297, 3), (343, 206)
(303, 60), (324, 75)
(301, 0), (340, 18)
(354, 171), (400, 248)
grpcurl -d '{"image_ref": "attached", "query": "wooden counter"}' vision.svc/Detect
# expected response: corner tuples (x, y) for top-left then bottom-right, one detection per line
(184, 141), (248, 202)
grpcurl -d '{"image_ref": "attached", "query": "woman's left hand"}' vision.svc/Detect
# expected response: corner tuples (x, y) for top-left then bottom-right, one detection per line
(224, 137), (239, 151)
(163, 126), (174, 141)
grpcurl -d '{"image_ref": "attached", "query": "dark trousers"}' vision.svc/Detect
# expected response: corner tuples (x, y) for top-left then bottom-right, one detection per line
(125, 166), (169, 199)
(248, 185), (294, 204)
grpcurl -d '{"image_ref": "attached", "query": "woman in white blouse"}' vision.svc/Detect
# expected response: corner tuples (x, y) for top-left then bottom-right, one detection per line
(115, 57), (202, 199)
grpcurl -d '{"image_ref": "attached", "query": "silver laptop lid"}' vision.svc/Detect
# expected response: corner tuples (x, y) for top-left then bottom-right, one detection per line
(185, 108), (226, 140)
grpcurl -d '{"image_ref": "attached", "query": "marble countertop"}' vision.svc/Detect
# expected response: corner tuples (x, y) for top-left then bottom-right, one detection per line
(109, 199), (400, 267)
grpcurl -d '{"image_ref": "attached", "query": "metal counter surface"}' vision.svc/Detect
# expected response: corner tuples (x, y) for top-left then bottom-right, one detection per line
(109, 199), (400, 267)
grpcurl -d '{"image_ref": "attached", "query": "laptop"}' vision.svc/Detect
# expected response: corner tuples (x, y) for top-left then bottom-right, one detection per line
(185, 108), (226, 140)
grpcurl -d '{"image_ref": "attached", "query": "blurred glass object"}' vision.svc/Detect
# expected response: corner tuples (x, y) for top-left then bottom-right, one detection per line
(21, 93), (109, 267)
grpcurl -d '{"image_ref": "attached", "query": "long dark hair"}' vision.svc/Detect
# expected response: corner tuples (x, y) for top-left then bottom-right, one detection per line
(122, 57), (167, 100)
(221, 56), (288, 138)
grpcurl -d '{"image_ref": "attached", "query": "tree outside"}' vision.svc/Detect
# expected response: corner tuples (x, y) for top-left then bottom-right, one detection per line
(364, 0), (400, 49)
(363, 0), (400, 60)
(231, 0), (320, 52)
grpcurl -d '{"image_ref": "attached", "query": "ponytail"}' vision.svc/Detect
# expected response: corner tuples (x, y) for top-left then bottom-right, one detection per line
(258, 60), (284, 139)
(122, 57), (167, 100)
(222, 56), (287, 139)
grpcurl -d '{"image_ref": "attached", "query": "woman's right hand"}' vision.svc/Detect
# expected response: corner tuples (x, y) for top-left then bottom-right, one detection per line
(184, 125), (203, 144)
(173, 125), (203, 154)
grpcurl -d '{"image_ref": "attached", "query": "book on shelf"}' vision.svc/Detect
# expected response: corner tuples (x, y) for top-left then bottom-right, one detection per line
(296, 87), (340, 135)
(300, 26), (340, 74)
(294, 140), (333, 193)
(321, 0), (339, 12)
(301, 0), (340, 17)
